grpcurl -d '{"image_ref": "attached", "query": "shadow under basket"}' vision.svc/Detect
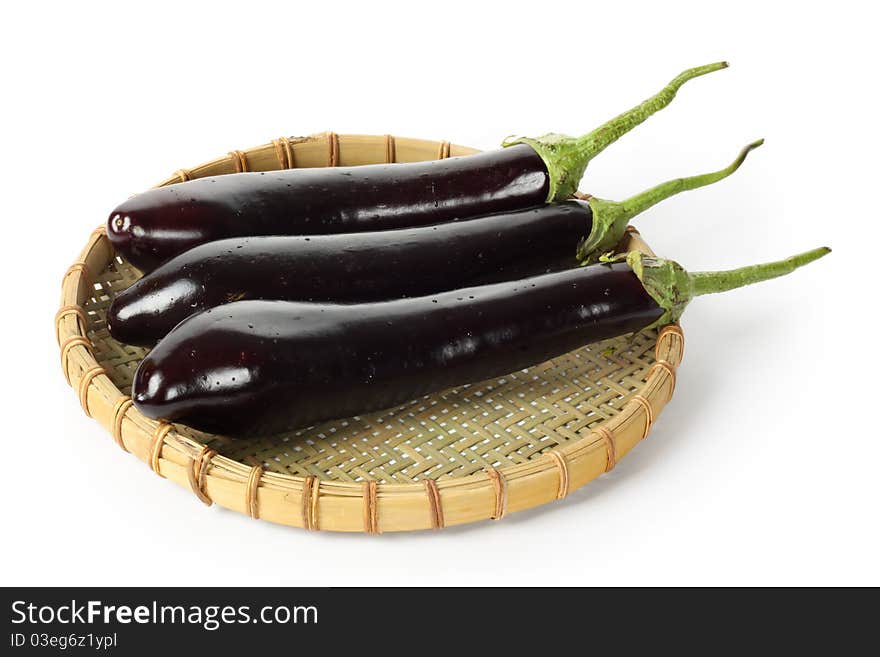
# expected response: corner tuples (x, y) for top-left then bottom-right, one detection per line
(57, 132), (683, 533)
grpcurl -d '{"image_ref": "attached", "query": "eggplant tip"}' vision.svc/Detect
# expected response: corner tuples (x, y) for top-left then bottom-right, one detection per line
(106, 212), (131, 245)
(131, 362), (166, 418)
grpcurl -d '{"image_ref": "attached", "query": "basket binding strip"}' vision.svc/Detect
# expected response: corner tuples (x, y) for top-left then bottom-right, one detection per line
(57, 132), (683, 533)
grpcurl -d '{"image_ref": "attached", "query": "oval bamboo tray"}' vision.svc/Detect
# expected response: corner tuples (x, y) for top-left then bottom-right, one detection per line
(57, 132), (683, 533)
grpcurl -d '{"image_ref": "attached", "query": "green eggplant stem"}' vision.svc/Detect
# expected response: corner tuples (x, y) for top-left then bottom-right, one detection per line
(578, 138), (764, 262)
(689, 247), (831, 297)
(628, 247), (831, 328)
(577, 62), (729, 164)
(504, 62), (729, 202)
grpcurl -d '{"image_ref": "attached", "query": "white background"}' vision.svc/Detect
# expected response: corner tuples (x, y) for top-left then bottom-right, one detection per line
(1, 1), (877, 586)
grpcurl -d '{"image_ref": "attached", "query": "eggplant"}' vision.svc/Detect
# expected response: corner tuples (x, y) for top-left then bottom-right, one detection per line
(109, 141), (761, 346)
(132, 247), (829, 437)
(108, 203), (584, 347)
(109, 63), (728, 271)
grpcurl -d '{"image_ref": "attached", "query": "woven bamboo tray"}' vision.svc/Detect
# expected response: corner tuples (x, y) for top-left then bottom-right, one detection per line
(57, 132), (683, 533)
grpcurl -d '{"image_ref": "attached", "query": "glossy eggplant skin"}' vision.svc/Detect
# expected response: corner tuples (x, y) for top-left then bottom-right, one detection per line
(108, 201), (592, 347)
(132, 264), (663, 437)
(108, 145), (549, 272)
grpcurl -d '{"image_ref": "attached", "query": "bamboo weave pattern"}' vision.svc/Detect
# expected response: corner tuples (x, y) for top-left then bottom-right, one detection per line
(56, 133), (683, 532)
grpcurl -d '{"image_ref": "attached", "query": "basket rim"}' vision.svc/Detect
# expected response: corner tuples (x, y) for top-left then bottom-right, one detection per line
(57, 132), (684, 533)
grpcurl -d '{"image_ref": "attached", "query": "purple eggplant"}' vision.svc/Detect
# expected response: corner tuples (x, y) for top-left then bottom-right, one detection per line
(132, 247), (829, 436)
(108, 63), (728, 271)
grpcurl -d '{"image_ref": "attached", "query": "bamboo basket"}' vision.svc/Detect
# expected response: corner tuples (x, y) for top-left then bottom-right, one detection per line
(57, 133), (683, 533)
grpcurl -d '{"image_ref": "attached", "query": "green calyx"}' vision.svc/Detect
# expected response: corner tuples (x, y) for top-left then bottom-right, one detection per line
(626, 253), (695, 328)
(503, 61), (728, 202)
(575, 139), (764, 263)
(503, 133), (593, 204)
(628, 247), (832, 329)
